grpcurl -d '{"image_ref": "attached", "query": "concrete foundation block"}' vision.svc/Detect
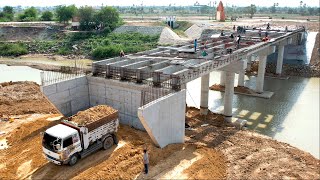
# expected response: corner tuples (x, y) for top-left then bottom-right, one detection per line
(75, 76), (88, 86)
(42, 84), (57, 96)
(48, 90), (71, 104)
(56, 79), (76, 92)
(138, 90), (186, 148)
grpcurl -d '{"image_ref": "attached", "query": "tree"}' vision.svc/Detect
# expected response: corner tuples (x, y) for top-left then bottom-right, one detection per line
(95, 6), (120, 31)
(78, 6), (95, 30)
(247, 4), (257, 18)
(18, 7), (38, 21)
(41, 11), (53, 21)
(2, 6), (14, 21)
(55, 5), (77, 24)
(0, 6), (14, 21)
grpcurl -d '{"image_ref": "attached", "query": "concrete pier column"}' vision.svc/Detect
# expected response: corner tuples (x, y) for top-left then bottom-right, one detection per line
(220, 71), (226, 86)
(224, 72), (235, 121)
(238, 70), (245, 87)
(200, 73), (210, 115)
(276, 45), (285, 74)
(246, 56), (253, 71)
(256, 55), (267, 93)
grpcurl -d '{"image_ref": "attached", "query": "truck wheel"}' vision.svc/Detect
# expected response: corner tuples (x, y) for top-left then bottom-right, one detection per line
(103, 136), (114, 150)
(69, 154), (78, 166)
(112, 134), (118, 145)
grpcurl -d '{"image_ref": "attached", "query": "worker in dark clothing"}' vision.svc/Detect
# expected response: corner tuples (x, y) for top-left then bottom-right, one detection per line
(258, 28), (262, 37)
(236, 35), (241, 49)
(267, 23), (270, 30)
(265, 31), (269, 37)
(143, 149), (149, 174)
(220, 30), (224, 36)
(233, 25), (236, 31)
(194, 39), (197, 52)
(230, 33), (234, 39)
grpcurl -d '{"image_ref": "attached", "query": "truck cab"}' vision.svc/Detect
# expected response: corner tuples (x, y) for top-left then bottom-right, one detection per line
(42, 124), (82, 165)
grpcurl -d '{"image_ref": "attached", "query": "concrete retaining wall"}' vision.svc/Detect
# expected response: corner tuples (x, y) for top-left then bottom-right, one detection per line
(40, 76), (90, 116)
(138, 90), (186, 148)
(87, 76), (145, 130)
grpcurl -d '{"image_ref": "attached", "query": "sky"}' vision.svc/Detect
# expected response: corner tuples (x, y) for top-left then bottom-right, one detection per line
(0, 0), (318, 7)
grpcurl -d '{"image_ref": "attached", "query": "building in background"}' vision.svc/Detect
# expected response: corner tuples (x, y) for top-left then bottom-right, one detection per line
(216, 1), (225, 22)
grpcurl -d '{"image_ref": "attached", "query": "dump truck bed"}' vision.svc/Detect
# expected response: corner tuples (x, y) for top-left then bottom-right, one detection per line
(69, 105), (118, 132)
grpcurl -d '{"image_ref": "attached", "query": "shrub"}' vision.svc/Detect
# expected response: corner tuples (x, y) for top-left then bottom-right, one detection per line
(0, 43), (28, 56)
(91, 45), (122, 59)
(57, 47), (71, 55)
(69, 32), (95, 41)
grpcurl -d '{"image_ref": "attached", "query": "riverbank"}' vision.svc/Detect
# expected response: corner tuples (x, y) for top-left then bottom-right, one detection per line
(0, 54), (93, 72)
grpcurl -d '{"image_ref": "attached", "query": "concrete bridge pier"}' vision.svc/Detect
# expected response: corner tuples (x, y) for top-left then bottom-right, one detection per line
(200, 73), (210, 115)
(256, 55), (267, 93)
(276, 39), (290, 74)
(276, 44), (285, 74)
(238, 68), (245, 87)
(220, 71), (226, 86)
(246, 56), (254, 71)
(224, 72), (235, 121)
(256, 46), (275, 93)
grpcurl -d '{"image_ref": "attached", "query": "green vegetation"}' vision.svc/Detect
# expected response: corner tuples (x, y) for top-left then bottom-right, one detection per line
(12, 32), (158, 59)
(0, 43), (28, 56)
(78, 6), (121, 31)
(18, 7), (38, 22)
(0, 6), (14, 21)
(55, 5), (77, 24)
(41, 11), (53, 21)
(172, 21), (193, 37)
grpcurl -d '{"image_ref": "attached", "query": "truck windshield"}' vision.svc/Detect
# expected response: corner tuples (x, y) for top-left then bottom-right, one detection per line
(42, 132), (61, 152)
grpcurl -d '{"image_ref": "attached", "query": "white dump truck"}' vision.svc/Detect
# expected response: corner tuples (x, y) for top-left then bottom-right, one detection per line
(42, 105), (119, 166)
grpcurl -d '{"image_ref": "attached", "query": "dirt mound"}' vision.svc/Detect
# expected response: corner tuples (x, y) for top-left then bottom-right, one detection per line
(0, 81), (59, 115)
(185, 108), (320, 179)
(70, 105), (117, 125)
(0, 114), (61, 179)
(210, 84), (256, 94)
(158, 27), (190, 45)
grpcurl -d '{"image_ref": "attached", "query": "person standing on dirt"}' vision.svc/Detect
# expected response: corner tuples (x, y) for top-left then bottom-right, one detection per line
(143, 149), (149, 174)
(233, 25), (236, 31)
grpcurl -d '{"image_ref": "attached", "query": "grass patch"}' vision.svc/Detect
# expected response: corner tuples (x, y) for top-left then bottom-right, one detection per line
(173, 21), (193, 37)
(0, 43), (28, 56)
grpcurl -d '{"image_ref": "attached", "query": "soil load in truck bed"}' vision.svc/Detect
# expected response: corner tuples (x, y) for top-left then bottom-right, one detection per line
(69, 105), (118, 131)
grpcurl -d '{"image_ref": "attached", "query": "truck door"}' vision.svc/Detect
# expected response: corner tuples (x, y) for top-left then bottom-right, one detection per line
(62, 134), (81, 159)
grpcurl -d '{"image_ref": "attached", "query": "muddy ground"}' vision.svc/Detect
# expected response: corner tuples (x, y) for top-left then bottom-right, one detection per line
(0, 82), (319, 179)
